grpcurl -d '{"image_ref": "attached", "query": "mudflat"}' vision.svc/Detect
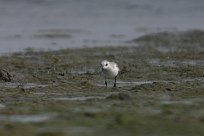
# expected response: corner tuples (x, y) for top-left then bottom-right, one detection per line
(0, 30), (204, 136)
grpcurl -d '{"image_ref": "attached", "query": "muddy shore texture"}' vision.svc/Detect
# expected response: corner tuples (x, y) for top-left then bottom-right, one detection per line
(0, 30), (204, 136)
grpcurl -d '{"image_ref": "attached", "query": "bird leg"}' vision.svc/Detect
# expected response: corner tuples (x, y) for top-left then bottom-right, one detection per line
(113, 76), (117, 87)
(105, 78), (107, 87)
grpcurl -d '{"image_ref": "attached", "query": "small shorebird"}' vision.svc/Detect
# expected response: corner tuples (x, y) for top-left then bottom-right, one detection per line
(101, 60), (119, 87)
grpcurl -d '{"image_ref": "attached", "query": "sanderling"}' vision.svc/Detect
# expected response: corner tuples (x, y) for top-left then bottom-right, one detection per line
(101, 60), (119, 87)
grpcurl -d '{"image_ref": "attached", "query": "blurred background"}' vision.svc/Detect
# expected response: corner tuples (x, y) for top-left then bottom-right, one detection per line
(0, 0), (204, 53)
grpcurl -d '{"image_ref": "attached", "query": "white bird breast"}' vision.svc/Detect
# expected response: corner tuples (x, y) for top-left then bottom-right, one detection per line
(102, 65), (119, 78)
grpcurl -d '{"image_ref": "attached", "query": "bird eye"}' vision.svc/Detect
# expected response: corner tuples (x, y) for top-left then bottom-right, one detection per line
(105, 64), (108, 66)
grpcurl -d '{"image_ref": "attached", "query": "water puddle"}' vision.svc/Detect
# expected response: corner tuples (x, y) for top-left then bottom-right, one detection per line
(53, 96), (106, 101)
(70, 69), (97, 75)
(96, 81), (154, 87)
(33, 92), (46, 96)
(139, 107), (162, 115)
(160, 98), (204, 105)
(73, 107), (104, 113)
(0, 82), (48, 89)
(0, 104), (5, 109)
(97, 78), (204, 87)
(118, 81), (154, 85)
(160, 100), (193, 105)
(0, 113), (56, 123)
(33, 92), (65, 97)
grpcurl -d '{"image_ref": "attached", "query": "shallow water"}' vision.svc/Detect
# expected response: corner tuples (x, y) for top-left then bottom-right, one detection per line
(1, 0), (204, 53)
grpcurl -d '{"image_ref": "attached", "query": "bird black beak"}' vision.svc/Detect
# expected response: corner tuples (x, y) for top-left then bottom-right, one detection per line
(101, 67), (104, 73)
(101, 64), (104, 71)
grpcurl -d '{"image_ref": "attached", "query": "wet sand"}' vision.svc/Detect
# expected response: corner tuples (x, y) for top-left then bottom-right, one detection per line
(0, 30), (204, 136)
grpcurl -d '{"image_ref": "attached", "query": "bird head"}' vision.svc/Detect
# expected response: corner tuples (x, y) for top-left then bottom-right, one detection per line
(101, 60), (110, 70)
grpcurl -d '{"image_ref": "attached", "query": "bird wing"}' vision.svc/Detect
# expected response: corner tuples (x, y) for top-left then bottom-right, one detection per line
(115, 63), (119, 71)
(111, 62), (119, 71)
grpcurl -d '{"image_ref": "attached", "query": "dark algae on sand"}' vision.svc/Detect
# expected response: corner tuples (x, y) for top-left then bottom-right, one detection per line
(0, 30), (204, 136)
